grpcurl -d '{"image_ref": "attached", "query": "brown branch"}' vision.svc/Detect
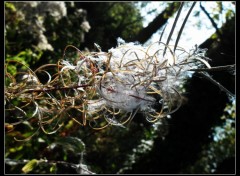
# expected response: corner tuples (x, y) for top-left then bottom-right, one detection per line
(7, 84), (92, 94)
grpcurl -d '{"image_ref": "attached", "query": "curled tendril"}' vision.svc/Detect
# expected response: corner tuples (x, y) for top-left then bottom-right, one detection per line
(5, 39), (234, 139)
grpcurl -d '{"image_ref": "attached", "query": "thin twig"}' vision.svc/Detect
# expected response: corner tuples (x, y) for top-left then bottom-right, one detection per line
(200, 2), (222, 37)
(198, 71), (235, 98)
(174, 2), (196, 52)
(189, 64), (235, 72)
(163, 2), (184, 56)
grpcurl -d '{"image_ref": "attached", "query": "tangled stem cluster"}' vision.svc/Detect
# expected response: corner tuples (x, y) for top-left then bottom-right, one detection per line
(5, 40), (213, 139)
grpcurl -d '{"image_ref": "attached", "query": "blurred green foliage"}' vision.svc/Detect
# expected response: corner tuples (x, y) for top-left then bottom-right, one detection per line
(75, 2), (143, 51)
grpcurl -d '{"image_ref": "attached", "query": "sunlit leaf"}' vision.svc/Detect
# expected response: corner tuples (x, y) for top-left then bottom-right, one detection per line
(50, 163), (57, 173)
(5, 2), (16, 11)
(22, 159), (38, 173)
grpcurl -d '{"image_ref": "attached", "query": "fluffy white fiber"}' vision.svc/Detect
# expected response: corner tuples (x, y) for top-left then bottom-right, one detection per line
(61, 38), (210, 123)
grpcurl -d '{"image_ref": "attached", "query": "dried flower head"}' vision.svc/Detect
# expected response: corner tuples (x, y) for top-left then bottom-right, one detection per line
(5, 2), (235, 139)
(58, 38), (212, 129)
